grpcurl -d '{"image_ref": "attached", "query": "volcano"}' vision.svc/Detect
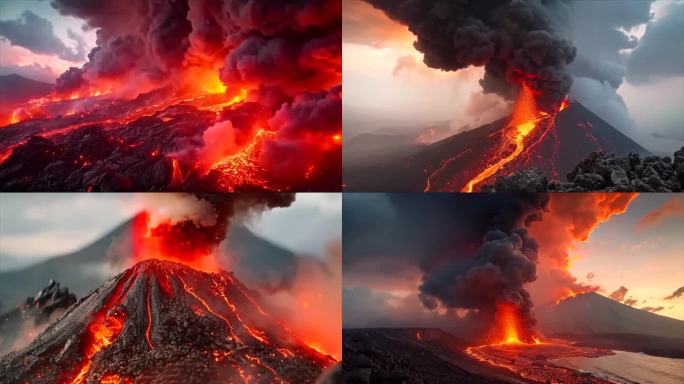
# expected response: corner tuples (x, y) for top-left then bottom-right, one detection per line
(344, 101), (650, 192)
(0, 259), (335, 384)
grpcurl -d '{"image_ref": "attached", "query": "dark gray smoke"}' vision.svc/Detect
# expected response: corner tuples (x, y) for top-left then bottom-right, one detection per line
(419, 228), (539, 342)
(364, 0), (576, 110)
(343, 193), (548, 341)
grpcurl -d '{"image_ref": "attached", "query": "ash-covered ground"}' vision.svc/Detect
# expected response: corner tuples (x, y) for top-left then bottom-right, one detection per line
(485, 146), (684, 192)
(0, 259), (335, 384)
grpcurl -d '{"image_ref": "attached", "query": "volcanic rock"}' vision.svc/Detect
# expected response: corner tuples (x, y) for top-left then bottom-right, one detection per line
(0, 259), (334, 384)
(487, 147), (684, 192)
(0, 281), (77, 355)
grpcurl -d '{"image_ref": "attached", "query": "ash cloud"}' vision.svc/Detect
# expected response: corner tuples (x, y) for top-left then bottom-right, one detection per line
(364, 0), (577, 110)
(0, 10), (86, 62)
(343, 193), (548, 341)
(49, 0), (341, 186)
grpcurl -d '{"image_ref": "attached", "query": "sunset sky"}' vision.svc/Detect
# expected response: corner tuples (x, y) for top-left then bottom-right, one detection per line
(343, 0), (684, 155)
(343, 193), (684, 325)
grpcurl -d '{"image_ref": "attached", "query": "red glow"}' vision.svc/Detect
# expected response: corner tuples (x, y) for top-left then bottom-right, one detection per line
(494, 302), (523, 344)
(462, 84), (541, 192)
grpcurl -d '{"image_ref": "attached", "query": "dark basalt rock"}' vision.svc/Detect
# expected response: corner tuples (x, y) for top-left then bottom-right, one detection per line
(0, 280), (76, 355)
(0, 260), (334, 384)
(487, 147), (684, 192)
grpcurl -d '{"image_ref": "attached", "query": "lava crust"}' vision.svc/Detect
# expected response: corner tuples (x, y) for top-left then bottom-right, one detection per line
(0, 259), (335, 384)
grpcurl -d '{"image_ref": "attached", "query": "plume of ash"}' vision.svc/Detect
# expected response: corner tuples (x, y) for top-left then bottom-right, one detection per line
(51, 0), (341, 185)
(419, 228), (540, 342)
(365, 0), (576, 111)
(104, 193), (295, 270)
(413, 194), (548, 342)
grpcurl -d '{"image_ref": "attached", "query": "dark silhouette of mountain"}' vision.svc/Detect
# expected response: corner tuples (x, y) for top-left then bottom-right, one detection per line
(0, 216), (297, 308)
(344, 101), (650, 191)
(537, 292), (684, 357)
(0, 259), (334, 383)
(0, 74), (52, 108)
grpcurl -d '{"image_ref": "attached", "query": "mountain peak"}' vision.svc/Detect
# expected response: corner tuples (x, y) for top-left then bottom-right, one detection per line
(0, 258), (334, 384)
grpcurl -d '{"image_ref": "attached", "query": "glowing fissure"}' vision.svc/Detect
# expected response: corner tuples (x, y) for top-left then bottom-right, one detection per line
(424, 149), (472, 192)
(145, 276), (155, 351)
(66, 270), (135, 384)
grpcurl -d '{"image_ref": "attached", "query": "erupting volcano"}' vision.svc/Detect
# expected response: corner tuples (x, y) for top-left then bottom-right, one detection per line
(0, 0), (341, 192)
(0, 259), (335, 384)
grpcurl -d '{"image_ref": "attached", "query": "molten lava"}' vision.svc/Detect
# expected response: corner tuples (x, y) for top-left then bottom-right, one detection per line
(462, 84), (547, 192)
(495, 302), (523, 344)
(3, 260), (336, 384)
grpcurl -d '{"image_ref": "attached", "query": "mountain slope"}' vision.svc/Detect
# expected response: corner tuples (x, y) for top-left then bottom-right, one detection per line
(345, 101), (650, 191)
(0, 217), (296, 308)
(0, 74), (53, 108)
(537, 292), (684, 340)
(0, 259), (334, 384)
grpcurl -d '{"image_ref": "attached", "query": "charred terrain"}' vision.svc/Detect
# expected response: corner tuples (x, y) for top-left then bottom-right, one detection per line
(342, 328), (616, 384)
(0, 259), (335, 384)
(344, 100), (652, 192)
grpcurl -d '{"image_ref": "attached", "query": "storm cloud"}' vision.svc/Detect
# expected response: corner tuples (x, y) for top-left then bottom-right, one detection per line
(0, 10), (86, 62)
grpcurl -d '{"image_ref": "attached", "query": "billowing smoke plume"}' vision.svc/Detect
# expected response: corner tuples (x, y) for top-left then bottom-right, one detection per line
(50, 0), (341, 187)
(365, 0), (576, 110)
(420, 228), (540, 342)
(132, 193), (295, 270)
(344, 193), (549, 342)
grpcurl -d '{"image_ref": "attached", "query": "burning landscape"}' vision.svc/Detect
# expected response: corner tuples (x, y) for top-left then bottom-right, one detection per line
(0, 193), (341, 383)
(343, 0), (684, 192)
(0, 0), (341, 191)
(342, 193), (684, 383)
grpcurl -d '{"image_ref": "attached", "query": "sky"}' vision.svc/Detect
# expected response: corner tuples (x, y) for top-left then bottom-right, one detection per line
(0, 193), (341, 265)
(343, 0), (684, 155)
(0, 0), (96, 82)
(342, 193), (684, 328)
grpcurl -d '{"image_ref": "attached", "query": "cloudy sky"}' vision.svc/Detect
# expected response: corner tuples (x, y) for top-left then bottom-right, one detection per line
(343, 193), (684, 328)
(0, 193), (341, 265)
(0, 0), (96, 82)
(343, 0), (684, 155)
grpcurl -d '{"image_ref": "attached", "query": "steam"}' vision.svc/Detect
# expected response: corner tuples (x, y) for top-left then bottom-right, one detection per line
(365, 0), (577, 110)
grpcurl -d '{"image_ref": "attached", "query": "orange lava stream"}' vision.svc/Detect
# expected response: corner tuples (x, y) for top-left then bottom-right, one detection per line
(66, 270), (134, 384)
(177, 275), (243, 344)
(424, 149), (472, 191)
(145, 277), (155, 351)
(462, 84), (542, 192)
(245, 354), (289, 384)
(209, 129), (278, 191)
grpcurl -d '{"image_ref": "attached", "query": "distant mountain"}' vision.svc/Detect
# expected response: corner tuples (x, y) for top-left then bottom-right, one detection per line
(345, 101), (651, 191)
(537, 292), (684, 357)
(0, 216), (297, 308)
(0, 74), (52, 107)
(538, 292), (684, 339)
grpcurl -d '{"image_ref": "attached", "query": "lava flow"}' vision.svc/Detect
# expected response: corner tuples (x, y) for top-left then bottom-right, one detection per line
(0, 260), (336, 384)
(462, 84), (568, 192)
(0, 0), (342, 192)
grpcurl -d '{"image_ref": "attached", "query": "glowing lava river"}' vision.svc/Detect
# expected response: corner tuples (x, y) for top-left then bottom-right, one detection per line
(0, 259), (336, 384)
(0, 82), (341, 192)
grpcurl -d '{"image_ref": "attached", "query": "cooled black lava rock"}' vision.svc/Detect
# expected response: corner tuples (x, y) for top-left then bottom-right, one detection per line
(0, 260), (333, 384)
(0, 280), (76, 355)
(486, 147), (684, 192)
(343, 329), (500, 384)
